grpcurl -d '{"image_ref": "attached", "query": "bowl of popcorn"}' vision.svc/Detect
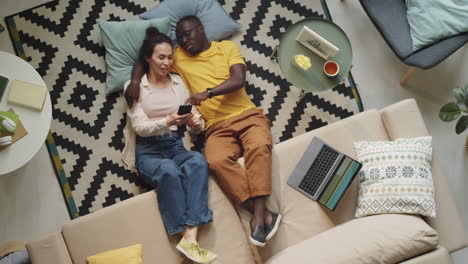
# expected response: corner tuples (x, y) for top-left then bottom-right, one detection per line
(292, 54), (312, 71)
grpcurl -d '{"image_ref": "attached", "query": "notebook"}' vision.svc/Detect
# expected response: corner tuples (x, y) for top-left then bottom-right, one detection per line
(8, 80), (47, 111)
(287, 137), (361, 211)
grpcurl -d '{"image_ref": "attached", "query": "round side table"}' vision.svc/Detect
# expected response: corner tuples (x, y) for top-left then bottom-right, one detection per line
(0, 51), (52, 175)
(277, 18), (353, 92)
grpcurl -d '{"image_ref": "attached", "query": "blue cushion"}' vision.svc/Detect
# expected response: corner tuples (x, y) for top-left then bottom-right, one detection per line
(406, 0), (468, 51)
(139, 0), (241, 42)
(0, 250), (29, 264)
(98, 17), (171, 94)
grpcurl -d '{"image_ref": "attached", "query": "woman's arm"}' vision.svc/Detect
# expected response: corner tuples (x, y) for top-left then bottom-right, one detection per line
(126, 74), (194, 136)
(127, 105), (171, 137)
(127, 106), (192, 137)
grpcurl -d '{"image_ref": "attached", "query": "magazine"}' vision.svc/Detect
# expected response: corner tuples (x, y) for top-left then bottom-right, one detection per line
(296, 26), (339, 60)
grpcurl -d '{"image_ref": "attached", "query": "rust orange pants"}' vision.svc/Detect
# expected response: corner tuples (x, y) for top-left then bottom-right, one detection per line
(205, 108), (272, 205)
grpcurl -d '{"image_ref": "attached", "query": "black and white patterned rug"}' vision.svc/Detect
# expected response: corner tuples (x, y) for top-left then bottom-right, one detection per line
(5, 0), (363, 218)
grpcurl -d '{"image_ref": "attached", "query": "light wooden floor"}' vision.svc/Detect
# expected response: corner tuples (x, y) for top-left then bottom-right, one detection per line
(1, 0), (467, 262)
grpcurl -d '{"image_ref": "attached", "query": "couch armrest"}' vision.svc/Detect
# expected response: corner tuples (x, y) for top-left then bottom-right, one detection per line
(381, 99), (468, 253)
(26, 232), (72, 264)
(380, 99), (429, 139)
(399, 247), (451, 264)
(265, 214), (438, 264)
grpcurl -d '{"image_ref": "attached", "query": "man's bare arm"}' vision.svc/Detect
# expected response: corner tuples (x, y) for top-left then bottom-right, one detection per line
(186, 64), (246, 105)
(124, 62), (145, 108)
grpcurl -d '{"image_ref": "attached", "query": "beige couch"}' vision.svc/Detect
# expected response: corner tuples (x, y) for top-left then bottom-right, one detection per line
(26, 99), (468, 264)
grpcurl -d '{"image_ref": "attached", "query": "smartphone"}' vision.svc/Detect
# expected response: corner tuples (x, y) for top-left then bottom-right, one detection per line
(177, 105), (192, 115)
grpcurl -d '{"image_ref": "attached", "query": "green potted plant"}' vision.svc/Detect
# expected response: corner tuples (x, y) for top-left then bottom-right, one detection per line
(439, 84), (468, 150)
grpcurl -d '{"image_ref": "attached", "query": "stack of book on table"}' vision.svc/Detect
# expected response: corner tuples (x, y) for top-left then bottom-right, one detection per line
(1, 74), (47, 111)
(0, 74), (47, 150)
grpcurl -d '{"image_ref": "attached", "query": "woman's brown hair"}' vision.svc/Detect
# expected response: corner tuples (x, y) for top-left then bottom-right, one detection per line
(125, 27), (173, 107)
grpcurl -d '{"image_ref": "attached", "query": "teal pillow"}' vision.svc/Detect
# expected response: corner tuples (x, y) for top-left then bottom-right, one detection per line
(98, 17), (171, 93)
(139, 0), (241, 42)
(406, 0), (468, 51)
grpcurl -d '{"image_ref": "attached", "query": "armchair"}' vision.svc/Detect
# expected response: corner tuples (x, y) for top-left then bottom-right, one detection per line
(357, 0), (468, 85)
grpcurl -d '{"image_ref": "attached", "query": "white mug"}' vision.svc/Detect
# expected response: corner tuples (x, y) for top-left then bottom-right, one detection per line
(323, 60), (340, 77)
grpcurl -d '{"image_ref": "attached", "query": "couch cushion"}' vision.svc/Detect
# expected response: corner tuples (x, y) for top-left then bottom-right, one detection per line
(26, 232), (73, 264)
(380, 99), (429, 140)
(406, 0), (468, 51)
(265, 214), (439, 264)
(400, 246), (451, 264)
(62, 179), (255, 264)
(238, 110), (390, 261)
(197, 177), (256, 264)
(62, 191), (181, 264)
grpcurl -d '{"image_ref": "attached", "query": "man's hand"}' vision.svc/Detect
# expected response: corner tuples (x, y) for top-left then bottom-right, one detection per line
(125, 62), (145, 108)
(166, 112), (192, 127)
(124, 81), (140, 108)
(185, 91), (209, 106)
(187, 115), (203, 131)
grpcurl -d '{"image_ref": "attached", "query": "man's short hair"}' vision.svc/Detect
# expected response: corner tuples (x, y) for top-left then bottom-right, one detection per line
(177, 16), (203, 28)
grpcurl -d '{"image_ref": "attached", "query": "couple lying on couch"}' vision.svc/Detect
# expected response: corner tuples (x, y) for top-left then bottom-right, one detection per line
(121, 16), (282, 264)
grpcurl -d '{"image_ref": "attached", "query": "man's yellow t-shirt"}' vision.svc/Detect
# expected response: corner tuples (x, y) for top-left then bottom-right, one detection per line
(172, 41), (256, 129)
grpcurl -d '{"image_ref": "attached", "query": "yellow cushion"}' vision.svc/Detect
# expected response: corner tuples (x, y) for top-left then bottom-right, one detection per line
(86, 244), (142, 264)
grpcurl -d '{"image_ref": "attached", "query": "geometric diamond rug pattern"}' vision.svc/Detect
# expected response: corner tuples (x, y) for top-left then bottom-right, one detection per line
(5, 0), (363, 218)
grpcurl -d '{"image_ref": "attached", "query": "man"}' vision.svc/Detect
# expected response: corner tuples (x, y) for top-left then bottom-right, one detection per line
(125, 16), (281, 247)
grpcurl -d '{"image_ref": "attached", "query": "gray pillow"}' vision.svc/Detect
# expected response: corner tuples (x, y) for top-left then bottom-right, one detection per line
(139, 0), (242, 42)
(406, 0), (468, 51)
(98, 17), (171, 94)
(0, 250), (30, 264)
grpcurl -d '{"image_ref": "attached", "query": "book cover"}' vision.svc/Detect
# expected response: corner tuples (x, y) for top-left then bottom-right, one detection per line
(0, 75), (8, 102)
(7, 80), (47, 111)
(296, 26), (339, 60)
(0, 109), (28, 151)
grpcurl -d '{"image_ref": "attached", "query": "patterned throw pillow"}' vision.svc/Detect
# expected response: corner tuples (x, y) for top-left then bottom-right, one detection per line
(353, 136), (436, 218)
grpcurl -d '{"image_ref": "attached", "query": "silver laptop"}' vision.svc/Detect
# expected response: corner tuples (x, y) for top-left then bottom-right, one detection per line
(287, 137), (361, 210)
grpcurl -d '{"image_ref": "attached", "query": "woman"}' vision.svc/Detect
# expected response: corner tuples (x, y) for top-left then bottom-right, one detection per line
(122, 27), (216, 264)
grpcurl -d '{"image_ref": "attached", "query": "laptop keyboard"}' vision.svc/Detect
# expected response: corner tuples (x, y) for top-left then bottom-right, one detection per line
(298, 144), (340, 196)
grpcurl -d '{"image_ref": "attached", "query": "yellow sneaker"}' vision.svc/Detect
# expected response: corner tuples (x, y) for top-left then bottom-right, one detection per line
(176, 238), (217, 264)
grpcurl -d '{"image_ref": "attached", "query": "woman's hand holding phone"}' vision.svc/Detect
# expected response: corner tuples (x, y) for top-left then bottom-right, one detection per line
(166, 112), (192, 127)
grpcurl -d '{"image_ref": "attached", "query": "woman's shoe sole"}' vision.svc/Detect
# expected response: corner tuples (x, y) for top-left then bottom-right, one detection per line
(176, 245), (217, 264)
(266, 214), (282, 241)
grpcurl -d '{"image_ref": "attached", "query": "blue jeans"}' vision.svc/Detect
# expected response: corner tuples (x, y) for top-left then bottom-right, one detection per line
(135, 133), (213, 235)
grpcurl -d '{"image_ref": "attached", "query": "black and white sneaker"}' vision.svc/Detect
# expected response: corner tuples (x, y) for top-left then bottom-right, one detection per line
(249, 225), (266, 247)
(265, 213), (282, 241)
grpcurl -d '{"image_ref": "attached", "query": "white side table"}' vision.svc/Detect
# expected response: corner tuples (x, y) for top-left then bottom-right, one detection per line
(0, 51), (52, 175)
